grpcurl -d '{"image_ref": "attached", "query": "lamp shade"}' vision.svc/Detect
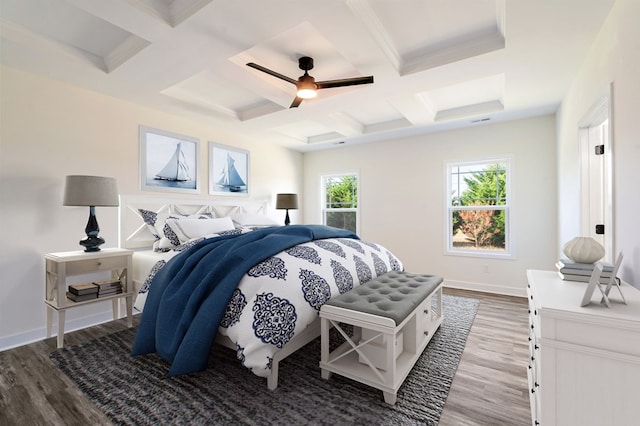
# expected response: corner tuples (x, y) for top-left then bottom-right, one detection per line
(276, 193), (298, 210)
(63, 175), (119, 207)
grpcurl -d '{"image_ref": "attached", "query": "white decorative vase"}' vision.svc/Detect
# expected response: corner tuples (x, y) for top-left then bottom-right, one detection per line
(562, 237), (605, 264)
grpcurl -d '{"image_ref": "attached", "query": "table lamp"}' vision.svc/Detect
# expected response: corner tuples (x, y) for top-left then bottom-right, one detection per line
(63, 175), (119, 252)
(276, 193), (298, 226)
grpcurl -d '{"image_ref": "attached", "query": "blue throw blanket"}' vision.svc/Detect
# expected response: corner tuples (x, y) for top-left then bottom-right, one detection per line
(131, 224), (358, 376)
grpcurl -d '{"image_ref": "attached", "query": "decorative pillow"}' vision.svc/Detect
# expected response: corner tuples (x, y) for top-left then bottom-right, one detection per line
(229, 213), (279, 228)
(138, 209), (213, 251)
(166, 217), (235, 244)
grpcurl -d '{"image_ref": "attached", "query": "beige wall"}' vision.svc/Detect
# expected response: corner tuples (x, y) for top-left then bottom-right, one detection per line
(0, 66), (302, 348)
(557, 0), (640, 288)
(303, 115), (558, 296)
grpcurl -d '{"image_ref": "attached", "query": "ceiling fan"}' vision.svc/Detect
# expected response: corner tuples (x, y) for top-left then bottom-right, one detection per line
(246, 56), (374, 108)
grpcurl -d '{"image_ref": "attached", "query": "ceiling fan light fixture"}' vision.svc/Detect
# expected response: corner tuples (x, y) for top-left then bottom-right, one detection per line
(297, 87), (317, 99)
(296, 74), (317, 99)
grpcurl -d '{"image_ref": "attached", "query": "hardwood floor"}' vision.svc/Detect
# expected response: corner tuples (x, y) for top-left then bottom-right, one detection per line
(0, 288), (531, 425)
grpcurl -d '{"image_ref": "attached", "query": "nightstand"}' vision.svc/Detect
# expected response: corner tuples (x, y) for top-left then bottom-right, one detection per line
(44, 248), (134, 348)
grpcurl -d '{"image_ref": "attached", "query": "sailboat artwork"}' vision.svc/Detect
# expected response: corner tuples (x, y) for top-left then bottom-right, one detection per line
(217, 153), (247, 192)
(154, 142), (191, 182)
(141, 126), (198, 193)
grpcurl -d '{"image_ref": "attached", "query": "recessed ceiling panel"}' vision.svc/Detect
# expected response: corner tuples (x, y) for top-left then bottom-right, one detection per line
(341, 100), (404, 126)
(350, 0), (505, 75)
(368, 0), (499, 55)
(273, 120), (338, 142)
(126, 0), (213, 27)
(1, 0), (149, 72)
(162, 70), (268, 119)
(419, 74), (504, 115)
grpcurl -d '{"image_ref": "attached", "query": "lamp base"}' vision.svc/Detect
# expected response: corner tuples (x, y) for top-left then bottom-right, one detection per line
(284, 209), (290, 226)
(80, 206), (104, 252)
(80, 235), (105, 252)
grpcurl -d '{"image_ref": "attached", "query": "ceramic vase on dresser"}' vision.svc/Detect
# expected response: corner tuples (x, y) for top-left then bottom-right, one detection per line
(562, 236), (605, 263)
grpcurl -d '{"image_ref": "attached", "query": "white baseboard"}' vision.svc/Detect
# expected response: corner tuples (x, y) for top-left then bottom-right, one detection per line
(0, 309), (140, 352)
(444, 279), (527, 298)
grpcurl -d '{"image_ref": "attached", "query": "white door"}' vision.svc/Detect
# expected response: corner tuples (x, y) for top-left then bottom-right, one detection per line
(579, 93), (613, 263)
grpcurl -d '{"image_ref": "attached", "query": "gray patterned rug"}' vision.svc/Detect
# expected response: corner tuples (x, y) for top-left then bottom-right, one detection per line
(50, 295), (479, 426)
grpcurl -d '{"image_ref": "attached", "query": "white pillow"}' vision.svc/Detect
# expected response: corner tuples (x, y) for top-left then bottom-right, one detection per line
(167, 217), (235, 243)
(230, 213), (279, 227)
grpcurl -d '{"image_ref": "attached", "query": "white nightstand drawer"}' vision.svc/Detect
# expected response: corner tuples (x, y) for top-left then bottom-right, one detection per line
(64, 255), (128, 275)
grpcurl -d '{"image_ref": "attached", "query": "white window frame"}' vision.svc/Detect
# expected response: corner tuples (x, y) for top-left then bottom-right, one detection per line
(321, 172), (359, 234)
(445, 156), (514, 259)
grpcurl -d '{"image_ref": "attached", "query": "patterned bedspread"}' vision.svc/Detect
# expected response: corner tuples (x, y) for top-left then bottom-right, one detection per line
(134, 227), (403, 377)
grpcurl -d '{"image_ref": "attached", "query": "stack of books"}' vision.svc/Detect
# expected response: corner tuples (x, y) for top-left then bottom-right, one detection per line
(556, 258), (615, 283)
(93, 279), (123, 298)
(67, 283), (98, 302)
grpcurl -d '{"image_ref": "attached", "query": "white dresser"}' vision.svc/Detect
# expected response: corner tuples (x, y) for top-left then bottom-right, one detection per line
(526, 270), (640, 426)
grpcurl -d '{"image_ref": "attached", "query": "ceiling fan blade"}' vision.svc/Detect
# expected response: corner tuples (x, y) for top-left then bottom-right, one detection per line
(290, 97), (304, 108)
(246, 63), (297, 85)
(316, 76), (374, 89)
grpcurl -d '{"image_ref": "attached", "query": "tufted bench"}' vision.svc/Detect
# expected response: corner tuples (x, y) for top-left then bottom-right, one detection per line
(319, 271), (444, 404)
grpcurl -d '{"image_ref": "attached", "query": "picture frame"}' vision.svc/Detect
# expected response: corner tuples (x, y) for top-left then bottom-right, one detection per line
(580, 263), (603, 307)
(209, 142), (249, 196)
(140, 126), (199, 194)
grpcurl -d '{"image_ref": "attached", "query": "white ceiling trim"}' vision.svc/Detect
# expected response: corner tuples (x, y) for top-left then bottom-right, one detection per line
(346, 0), (401, 73)
(434, 99), (504, 122)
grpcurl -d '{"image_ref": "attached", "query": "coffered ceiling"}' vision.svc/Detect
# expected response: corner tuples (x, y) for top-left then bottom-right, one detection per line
(0, 0), (616, 151)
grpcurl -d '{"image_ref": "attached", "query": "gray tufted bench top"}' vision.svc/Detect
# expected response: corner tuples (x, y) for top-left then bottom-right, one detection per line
(324, 271), (443, 325)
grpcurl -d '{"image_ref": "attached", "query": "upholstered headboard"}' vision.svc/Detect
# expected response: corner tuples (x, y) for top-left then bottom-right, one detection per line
(119, 195), (270, 250)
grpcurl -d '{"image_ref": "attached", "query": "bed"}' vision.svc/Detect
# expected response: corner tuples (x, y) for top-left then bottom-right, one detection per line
(119, 195), (403, 389)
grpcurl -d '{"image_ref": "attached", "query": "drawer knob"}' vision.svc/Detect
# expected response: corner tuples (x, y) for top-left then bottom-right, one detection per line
(423, 331), (429, 336)
(423, 309), (429, 314)
(97, 261), (102, 266)
(531, 324), (534, 330)
(534, 344), (539, 350)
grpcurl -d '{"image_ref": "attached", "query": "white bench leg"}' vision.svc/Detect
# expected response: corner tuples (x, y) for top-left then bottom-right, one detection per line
(383, 391), (397, 405)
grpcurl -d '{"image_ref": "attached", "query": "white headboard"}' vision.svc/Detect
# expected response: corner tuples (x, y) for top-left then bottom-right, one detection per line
(119, 195), (270, 250)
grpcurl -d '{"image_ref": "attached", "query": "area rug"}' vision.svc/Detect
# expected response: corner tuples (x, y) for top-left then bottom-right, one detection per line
(50, 295), (479, 426)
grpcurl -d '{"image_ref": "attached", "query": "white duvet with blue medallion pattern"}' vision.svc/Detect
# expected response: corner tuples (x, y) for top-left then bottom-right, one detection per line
(137, 230), (402, 377)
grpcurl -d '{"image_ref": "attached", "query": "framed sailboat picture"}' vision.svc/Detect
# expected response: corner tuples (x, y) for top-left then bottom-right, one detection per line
(140, 126), (200, 194)
(209, 142), (249, 196)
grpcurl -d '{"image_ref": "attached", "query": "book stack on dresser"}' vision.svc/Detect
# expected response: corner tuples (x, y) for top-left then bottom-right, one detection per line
(93, 279), (123, 298)
(555, 258), (614, 283)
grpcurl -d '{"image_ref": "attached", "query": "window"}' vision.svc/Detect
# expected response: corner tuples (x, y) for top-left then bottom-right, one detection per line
(446, 158), (511, 257)
(321, 173), (358, 233)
